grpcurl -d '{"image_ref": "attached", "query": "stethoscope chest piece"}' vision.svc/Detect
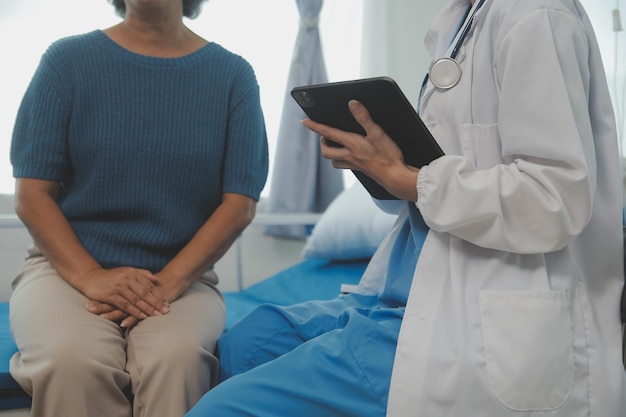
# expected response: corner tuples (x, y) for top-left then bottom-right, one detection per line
(427, 0), (487, 91)
(429, 57), (462, 90)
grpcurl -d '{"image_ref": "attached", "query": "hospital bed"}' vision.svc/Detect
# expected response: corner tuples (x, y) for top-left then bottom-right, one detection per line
(0, 183), (395, 413)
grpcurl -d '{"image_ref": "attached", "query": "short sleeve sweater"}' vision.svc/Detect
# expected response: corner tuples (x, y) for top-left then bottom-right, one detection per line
(11, 30), (269, 272)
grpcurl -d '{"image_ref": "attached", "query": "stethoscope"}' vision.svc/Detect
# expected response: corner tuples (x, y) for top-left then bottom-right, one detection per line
(425, 0), (487, 91)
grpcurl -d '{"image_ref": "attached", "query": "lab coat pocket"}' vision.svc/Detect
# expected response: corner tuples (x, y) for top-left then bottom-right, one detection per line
(479, 291), (574, 411)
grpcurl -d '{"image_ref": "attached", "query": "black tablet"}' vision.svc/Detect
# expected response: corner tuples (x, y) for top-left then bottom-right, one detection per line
(291, 76), (444, 200)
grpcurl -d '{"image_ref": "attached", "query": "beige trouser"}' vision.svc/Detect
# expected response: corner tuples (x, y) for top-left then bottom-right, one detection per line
(9, 246), (226, 417)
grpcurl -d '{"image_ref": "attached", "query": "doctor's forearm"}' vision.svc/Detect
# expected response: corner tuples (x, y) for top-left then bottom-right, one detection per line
(416, 156), (592, 253)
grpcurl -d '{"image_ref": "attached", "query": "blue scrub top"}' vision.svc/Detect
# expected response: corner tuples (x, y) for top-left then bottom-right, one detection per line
(378, 203), (429, 308)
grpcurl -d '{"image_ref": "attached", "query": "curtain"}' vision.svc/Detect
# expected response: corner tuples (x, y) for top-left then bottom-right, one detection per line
(265, 0), (344, 240)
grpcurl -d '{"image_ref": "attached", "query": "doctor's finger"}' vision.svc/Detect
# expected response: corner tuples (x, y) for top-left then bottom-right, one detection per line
(319, 137), (353, 164)
(330, 159), (353, 170)
(347, 100), (384, 138)
(302, 118), (356, 146)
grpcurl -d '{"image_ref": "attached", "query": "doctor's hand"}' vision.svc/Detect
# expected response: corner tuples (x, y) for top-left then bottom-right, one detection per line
(302, 100), (420, 201)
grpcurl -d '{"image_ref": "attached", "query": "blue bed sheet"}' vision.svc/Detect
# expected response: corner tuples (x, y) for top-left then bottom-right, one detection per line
(222, 258), (368, 331)
(0, 303), (31, 409)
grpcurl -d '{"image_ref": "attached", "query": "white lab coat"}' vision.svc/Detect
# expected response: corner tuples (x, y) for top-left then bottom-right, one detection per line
(358, 0), (626, 415)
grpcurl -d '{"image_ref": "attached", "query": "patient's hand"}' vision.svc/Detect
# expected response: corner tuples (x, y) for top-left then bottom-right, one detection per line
(86, 301), (141, 328)
(85, 269), (189, 328)
(81, 267), (170, 327)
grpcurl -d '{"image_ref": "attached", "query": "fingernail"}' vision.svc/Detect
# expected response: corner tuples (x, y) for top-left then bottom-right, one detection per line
(120, 321), (127, 328)
(140, 313), (147, 319)
(153, 310), (162, 316)
(161, 305), (170, 314)
(349, 100), (363, 111)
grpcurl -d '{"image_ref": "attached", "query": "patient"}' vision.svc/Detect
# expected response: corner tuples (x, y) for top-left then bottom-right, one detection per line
(186, 0), (624, 416)
(8, 0), (268, 416)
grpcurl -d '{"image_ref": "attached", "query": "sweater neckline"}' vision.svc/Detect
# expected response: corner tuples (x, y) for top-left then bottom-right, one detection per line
(92, 29), (217, 67)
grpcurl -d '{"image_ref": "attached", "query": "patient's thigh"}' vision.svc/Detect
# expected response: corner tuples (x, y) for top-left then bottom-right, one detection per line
(218, 293), (379, 381)
(10, 251), (132, 416)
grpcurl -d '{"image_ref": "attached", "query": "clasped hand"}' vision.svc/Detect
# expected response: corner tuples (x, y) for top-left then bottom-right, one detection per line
(81, 267), (172, 329)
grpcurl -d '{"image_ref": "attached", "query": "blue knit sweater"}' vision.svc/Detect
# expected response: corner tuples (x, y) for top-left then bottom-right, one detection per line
(11, 30), (269, 272)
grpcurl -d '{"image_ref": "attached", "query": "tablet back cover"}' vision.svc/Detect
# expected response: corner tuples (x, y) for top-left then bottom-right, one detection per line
(292, 77), (443, 200)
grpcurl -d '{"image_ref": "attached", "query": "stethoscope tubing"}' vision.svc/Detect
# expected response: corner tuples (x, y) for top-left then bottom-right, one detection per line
(422, 0), (487, 93)
(450, 0), (486, 60)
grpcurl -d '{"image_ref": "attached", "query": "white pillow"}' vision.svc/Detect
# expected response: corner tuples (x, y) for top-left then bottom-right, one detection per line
(302, 183), (397, 260)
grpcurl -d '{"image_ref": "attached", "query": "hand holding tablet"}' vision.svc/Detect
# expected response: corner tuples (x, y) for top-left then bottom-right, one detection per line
(292, 77), (444, 200)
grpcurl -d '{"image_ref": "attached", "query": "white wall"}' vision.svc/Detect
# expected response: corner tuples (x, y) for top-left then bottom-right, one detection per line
(0, 196), (30, 301)
(0, 226), (31, 301)
(360, 0), (448, 106)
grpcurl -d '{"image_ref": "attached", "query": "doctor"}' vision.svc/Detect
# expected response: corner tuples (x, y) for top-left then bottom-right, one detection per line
(186, 0), (625, 416)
